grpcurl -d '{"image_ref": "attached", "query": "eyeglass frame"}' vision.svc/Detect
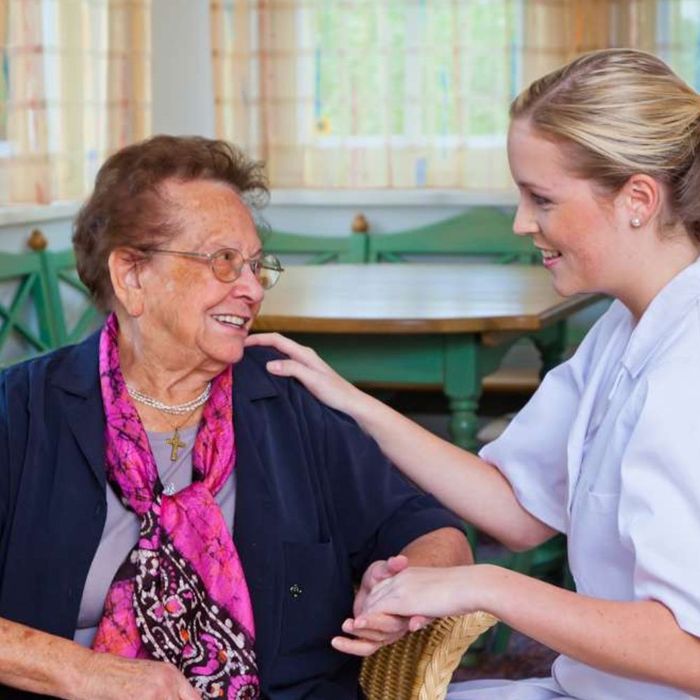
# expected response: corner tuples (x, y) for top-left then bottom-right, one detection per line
(140, 247), (285, 288)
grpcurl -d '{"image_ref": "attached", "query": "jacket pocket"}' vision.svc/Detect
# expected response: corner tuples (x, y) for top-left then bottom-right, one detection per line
(278, 540), (353, 655)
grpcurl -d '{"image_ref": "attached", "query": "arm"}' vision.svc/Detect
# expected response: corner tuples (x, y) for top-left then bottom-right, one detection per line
(0, 616), (201, 700)
(400, 527), (473, 568)
(364, 564), (700, 695)
(245, 333), (554, 550)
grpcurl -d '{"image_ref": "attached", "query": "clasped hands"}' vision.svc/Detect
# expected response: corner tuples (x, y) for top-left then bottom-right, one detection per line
(331, 555), (429, 657)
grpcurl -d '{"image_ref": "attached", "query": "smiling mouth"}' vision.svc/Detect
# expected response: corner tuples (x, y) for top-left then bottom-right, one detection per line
(540, 248), (562, 261)
(212, 314), (248, 329)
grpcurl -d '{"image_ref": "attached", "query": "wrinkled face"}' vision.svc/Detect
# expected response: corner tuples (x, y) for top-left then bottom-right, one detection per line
(137, 178), (265, 372)
(507, 118), (628, 297)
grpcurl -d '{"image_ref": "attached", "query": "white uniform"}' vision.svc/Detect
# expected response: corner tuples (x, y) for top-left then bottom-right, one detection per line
(449, 259), (700, 700)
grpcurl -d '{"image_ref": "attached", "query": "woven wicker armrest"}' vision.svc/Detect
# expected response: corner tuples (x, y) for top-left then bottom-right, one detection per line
(359, 611), (498, 700)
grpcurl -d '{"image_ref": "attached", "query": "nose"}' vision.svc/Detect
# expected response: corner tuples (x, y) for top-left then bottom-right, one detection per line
(232, 261), (265, 303)
(512, 200), (539, 237)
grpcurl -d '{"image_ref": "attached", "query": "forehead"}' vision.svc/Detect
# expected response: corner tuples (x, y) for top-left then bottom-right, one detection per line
(159, 178), (260, 249)
(507, 118), (571, 186)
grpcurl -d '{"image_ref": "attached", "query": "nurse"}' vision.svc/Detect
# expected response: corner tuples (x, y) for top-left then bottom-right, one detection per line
(247, 48), (700, 699)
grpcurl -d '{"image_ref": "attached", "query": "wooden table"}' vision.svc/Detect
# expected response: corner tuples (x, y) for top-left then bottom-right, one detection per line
(254, 264), (603, 450)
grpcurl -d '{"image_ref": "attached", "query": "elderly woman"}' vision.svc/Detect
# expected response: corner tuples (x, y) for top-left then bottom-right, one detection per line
(0, 136), (470, 700)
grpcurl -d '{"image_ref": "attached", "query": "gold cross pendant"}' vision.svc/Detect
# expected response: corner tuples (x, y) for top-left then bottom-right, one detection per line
(166, 428), (186, 462)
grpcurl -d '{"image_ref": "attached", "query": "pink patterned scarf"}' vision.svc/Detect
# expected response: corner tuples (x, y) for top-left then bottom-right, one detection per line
(93, 313), (259, 699)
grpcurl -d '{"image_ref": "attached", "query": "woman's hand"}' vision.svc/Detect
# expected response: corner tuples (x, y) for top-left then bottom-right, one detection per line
(76, 653), (201, 700)
(363, 565), (482, 620)
(331, 556), (429, 657)
(245, 332), (364, 415)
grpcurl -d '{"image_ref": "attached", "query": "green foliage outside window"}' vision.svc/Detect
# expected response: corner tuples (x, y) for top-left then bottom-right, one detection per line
(312, 0), (519, 141)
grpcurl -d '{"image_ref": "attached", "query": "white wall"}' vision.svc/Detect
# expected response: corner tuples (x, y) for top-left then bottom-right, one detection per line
(0, 204), (78, 251)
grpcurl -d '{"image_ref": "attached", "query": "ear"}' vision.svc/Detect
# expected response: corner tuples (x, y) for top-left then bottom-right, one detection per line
(108, 248), (146, 317)
(615, 174), (663, 229)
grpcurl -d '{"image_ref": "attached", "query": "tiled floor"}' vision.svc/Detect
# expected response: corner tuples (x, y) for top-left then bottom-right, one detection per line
(454, 631), (558, 681)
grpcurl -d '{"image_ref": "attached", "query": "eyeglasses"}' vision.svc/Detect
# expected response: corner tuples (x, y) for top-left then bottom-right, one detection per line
(143, 247), (284, 289)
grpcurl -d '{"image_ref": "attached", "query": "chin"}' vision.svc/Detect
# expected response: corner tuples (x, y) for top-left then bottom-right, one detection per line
(202, 342), (246, 370)
(551, 275), (584, 297)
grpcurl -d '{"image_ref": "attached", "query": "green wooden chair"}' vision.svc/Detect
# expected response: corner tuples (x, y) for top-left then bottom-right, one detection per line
(0, 251), (55, 366)
(367, 208), (536, 264)
(261, 227), (368, 264)
(39, 248), (103, 348)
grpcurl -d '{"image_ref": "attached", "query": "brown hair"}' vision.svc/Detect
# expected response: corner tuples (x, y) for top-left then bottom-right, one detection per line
(510, 48), (700, 237)
(72, 135), (269, 311)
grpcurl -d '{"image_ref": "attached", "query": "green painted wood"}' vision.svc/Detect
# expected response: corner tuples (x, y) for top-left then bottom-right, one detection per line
(367, 207), (537, 264)
(39, 248), (102, 347)
(260, 228), (368, 264)
(0, 252), (54, 365)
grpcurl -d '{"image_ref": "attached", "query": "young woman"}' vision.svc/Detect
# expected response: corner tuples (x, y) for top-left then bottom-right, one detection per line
(247, 49), (700, 699)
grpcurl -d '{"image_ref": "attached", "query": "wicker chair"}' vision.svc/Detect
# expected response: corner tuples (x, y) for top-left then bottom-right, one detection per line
(360, 611), (498, 700)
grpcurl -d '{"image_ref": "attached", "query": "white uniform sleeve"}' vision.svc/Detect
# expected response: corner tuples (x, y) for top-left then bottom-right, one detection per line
(618, 362), (700, 637)
(479, 302), (627, 534)
(478, 362), (579, 533)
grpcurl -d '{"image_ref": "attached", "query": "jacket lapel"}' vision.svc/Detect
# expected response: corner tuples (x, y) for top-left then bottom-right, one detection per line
(50, 331), (106, 489)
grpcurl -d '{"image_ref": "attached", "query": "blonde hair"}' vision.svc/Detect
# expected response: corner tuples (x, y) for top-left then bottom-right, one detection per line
(511, 48), (700, 236)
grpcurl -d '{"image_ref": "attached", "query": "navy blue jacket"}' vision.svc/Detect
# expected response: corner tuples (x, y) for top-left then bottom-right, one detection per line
(0, 332), (462, 699)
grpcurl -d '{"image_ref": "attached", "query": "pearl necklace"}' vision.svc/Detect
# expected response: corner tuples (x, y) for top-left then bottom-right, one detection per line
(126, 382), (212, 415)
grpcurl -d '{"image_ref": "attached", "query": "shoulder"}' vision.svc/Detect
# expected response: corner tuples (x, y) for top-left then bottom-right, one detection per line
(0, 349), (62, 405)
(235, 345), (324, 413)
(621, 350), (700, 444)
(1, 331), (99, 395)
(235, 346), (361, 431)
(636, 298), (700, 390)
(573, 299), (630, 359)
(235, 345), (295, 399)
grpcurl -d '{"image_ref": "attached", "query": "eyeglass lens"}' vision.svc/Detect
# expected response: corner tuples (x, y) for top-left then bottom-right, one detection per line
(211, 250), (282, 289)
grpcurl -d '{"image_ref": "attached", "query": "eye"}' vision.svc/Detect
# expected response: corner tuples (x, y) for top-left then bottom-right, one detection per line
(218, 249), (239, 262)
(531, 192), (553, 207)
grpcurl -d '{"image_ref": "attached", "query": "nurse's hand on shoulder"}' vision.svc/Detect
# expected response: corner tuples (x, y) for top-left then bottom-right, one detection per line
(78, 653), (202, 700)
(245, 333), (362, 415)
(363, 565), (479, 620)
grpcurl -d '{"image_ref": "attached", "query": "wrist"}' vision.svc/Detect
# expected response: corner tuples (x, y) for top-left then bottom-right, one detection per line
(351, 389), (391, 431)
(471, 563), (512, 617)
(63, 645), (98, 700)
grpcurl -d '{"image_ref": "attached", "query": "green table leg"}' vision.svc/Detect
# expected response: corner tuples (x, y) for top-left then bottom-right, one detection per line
(534, 320), (567, 377)
(444, 335), (481, 452)
(447, 395), (480, 452)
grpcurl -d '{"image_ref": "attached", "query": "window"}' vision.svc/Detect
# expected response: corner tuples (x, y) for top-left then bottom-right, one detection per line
(0, 0), (8, 157)
(209, 0), (700, 190)
(0, 0), (150, 204)
(657, 0), (700, 90)
(213, 0), (522, 189)
(312, 1), (521, 148)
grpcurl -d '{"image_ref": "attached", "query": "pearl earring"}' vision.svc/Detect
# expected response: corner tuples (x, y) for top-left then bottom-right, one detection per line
(630, 217), (642, 228)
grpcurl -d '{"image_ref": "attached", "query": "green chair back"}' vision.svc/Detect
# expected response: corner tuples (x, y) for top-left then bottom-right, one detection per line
(0, 251), (54, 365)
(367, 208), (536, 264)
(40, 248), (102, 347)
(261, 228), (368, 264)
